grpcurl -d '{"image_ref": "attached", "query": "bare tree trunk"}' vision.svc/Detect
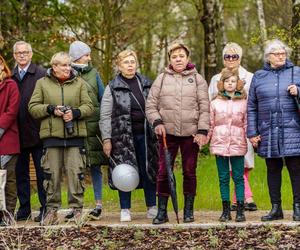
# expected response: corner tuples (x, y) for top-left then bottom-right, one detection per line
(217, 0), (227, 48)
(256, 0), (267, 42)
(242, 1), (251, 67)
(292, 0), (300, 65)
(101, 0), (125, 83)
(200, 0), (218, 82)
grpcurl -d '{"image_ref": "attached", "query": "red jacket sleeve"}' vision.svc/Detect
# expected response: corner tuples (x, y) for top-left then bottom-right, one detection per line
(0, 80), (20, 130)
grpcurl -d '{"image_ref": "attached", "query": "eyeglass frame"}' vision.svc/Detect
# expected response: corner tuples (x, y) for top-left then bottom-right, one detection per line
(269, 52), (286, 57)
(223, 54), (240, 61)
(14, 51), (31, 57)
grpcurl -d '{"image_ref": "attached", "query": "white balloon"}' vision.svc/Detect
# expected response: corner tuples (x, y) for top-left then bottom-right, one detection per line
(112, 164), (139, 192)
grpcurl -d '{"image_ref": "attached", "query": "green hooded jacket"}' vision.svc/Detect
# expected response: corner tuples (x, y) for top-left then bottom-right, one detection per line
(74, 65), (108, 166)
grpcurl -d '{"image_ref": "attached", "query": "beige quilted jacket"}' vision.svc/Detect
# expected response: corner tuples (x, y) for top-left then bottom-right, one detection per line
(146, 67), (210, 136)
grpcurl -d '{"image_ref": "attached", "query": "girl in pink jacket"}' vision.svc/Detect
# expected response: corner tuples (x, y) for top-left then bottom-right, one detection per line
(207, 68), (247, 222)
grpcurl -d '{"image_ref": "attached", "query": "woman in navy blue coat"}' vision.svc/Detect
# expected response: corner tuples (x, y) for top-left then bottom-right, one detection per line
(247, 39), (300, 222)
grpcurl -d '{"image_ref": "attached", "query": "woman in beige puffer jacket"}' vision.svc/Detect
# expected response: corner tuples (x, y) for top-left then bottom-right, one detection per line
(146, 43), (209, 224)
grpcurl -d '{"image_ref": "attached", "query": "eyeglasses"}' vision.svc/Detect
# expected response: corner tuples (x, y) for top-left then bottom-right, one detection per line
(14, 51), (30, 56)
(224, 54), (240, 61)
(269, 52), (286, 57)
(122, 60), (136, 65)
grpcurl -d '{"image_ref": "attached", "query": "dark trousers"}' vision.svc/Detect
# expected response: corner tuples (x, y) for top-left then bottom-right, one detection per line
(265, 156), (300, 204)
(119, 134), (156, 209)
(16, 146), (46, 213)
(3, 155), (18, 214)
(157, 135), (199, 196)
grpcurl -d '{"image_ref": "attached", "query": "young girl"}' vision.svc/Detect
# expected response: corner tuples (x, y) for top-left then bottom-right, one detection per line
(207, 68), (247, 222)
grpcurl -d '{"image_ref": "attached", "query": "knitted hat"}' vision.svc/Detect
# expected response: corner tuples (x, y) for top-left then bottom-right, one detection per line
(69, 41), (91, 62)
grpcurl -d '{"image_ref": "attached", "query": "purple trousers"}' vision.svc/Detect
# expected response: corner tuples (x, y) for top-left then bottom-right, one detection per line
(157, 135), (199, 196)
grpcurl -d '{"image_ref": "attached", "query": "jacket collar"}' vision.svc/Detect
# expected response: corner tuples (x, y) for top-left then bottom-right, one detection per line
(164, 66), (197, 76)
(46, 68), (78, 84)
(263, 59), (294, 72)
(13, 62), (37, 81)
(111, 73), (150, 90)
(71, 63), (93, 74)
(217, 90), (247, 100)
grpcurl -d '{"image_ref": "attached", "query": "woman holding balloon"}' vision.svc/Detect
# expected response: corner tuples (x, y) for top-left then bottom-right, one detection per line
(99, 50), (158, 222)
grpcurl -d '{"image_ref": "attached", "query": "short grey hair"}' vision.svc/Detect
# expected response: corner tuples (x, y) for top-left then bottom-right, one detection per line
(264, 39), (291, 62)
(13, 41), (32, 53)
(222, 42), (243, 58)
(50, 52), (71, 66)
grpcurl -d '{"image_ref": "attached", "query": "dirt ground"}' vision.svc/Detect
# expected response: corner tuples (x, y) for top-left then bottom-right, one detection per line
(1, 210), (299, 249)
(15, 209), (299, 227)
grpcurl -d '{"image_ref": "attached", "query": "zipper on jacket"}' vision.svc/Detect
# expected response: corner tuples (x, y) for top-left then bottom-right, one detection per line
(61, 85), (67, 147)
(275, 72), (282, 155)
(144, 119), (149, 171)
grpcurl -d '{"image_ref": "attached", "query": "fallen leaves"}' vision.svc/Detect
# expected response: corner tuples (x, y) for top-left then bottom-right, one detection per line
(0, 224), (300, 249)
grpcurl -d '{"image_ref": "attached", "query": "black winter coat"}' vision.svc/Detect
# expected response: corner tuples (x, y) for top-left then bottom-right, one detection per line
(109, 73), (158, 186)
(12, 63), (46, 148)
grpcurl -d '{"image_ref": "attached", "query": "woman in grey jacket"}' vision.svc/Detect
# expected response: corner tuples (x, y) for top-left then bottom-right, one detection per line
(100, 50), (158, 222)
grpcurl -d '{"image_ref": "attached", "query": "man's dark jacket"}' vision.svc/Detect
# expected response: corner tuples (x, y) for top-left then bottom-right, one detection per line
(12, 63), (46, 148)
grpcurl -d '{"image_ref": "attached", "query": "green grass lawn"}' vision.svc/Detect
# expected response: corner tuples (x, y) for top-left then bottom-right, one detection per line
(29, 154), (294, 212)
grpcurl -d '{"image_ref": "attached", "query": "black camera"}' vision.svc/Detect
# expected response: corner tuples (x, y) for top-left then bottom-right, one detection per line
(58, 105), (74, 135)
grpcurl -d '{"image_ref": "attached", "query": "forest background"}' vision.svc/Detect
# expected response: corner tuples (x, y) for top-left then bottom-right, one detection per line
(0, 0), (299, 84)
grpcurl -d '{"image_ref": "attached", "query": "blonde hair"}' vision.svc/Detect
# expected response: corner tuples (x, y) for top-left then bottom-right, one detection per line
(217, 68), (244, 93)
(116, 50), (138, 66)
(222, 42), (243, 58)
(168, 43), (190, 59)
(50, 52), (71, 66)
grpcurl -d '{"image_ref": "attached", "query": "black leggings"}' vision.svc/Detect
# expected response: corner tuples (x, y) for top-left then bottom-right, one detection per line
(265, 156), (300, 203)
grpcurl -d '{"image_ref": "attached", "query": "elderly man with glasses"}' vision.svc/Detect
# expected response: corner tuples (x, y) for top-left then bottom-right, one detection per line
(12, 41), (46, 223)
(208, 42), (257, 217)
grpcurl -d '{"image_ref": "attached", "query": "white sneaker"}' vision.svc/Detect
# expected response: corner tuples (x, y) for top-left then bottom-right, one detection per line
(147, 206), (158, 219)
(120, 209), (131, 222)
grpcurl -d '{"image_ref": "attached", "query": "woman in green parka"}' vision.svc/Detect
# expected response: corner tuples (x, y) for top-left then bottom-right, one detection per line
(29, 52), (94, 225)
(69, 41), (107, 220)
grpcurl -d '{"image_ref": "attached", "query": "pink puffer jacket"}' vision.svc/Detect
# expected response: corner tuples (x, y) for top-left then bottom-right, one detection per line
(208, 96), (248, 156)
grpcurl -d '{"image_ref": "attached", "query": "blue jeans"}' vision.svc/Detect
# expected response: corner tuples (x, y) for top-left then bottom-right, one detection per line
(90, 165), (102, 201)
(119, 134), (156, 209)
(15, 146), (46, 213)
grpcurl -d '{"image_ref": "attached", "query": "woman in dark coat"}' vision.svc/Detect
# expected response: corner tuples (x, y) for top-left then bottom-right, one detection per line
(247, 39), (300, 221)
(0, 55), (21, 226)
(100, 50), (158, 222)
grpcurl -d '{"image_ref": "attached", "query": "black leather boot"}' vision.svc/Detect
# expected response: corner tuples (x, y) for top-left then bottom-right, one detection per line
(219, 201), (232, 222)
(293, 203), (300, 221)
(152, 196), (169, 224)
(261, 203), (283, 221)
(235, 201), (246, 222)
(183, 195), (195, 223)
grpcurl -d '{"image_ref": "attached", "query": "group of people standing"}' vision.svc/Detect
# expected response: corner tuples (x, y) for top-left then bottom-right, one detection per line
(0, 38), (300, 226)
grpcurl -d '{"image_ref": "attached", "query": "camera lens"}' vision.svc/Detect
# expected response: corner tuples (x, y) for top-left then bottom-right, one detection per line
(65, 121), (74, 135)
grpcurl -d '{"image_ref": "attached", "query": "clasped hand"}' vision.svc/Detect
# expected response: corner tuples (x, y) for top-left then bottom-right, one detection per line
(54, 105), (73, 122)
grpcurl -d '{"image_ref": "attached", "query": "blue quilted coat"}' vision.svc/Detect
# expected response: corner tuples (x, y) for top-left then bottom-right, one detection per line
(247, 60), (300, 158)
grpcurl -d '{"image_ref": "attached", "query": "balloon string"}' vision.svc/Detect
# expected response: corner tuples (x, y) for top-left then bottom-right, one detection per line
(96, 134), (118, 167)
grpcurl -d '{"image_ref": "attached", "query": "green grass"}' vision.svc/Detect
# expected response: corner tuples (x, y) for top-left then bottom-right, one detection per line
(29, 155), (294, 211)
